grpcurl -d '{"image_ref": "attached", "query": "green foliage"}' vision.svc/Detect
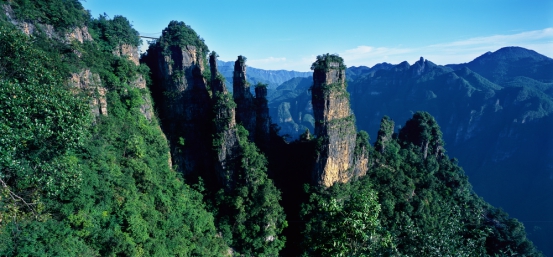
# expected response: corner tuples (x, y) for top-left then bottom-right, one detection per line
(311, 53), (347, 71)
(398, 111), (444, 158)
(56, 87), (226, 256)
(0, 7), (227, 256)
(89, 14), (141, 51)
(364, 112), (542, 256)
(255, 82), (268, 88)
(0, 24), (91, 224)
(320, 82), (350, 98)
(0, 219), (97, 256)
(10, 0), (89, 32)
(213, 125), (287, 256)
(301, 179), (396, 256)
(374, 116), (394, 153)
(157, 20), (209, 57)
(355, 130), (370, 157)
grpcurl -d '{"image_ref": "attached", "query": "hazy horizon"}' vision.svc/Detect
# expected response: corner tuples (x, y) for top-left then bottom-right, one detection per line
(81, 0), (553, 71)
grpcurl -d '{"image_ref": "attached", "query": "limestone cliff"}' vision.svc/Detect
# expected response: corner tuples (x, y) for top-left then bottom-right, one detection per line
(144, 40), (211, 177)
(255, 85), (270, 152)
(233, 56), (257, 141)
(311, 54), (367, 187)
(113, 44), (140, 65)
(69, 69), (107, 118)
(210, 52), (240, 189)
(3, 4), (92, 43)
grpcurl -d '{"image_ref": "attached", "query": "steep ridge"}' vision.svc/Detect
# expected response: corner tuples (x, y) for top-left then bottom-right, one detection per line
(143, 23), (285, 255)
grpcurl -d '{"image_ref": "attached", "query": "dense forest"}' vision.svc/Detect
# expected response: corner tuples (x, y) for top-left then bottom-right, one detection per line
(0, 0), (544, 256)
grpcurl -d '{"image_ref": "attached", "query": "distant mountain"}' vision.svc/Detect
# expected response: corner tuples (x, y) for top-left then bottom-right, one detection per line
(268, 62), (394, 140)
(348, 47), (553, 256)
(346, 62), (394, 81)
(267, 76), (314, 139)
(262, 47), (553, 255)
(216, 60), (312, 91)
(447, 46), (553, 84)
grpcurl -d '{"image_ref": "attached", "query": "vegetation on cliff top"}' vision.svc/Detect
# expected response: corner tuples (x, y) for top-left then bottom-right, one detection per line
(0, 1), (543, 256)
(7, 0), (89, 32)
(311, 53), (347, 71)
(158, 20), (209, 58)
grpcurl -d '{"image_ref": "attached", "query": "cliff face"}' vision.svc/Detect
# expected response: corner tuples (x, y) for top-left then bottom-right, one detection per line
(233, 56), (257, 141)
(69, 69), (107, 118)
(311, 54), (367, 187)
(147, 44), (212, 177)
(3, 4), (92, 43)
(255, 85), (270, 152)
(210, 52), (240, 189)
(113, 44), (140, 65)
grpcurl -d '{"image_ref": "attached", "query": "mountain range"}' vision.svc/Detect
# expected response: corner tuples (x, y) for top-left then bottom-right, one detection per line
(216, 60), (312, 91)
(1, 0), (548, 254)
(265, 47), (553, 255)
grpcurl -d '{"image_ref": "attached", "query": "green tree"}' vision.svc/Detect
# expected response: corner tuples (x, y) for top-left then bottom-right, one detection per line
(1, 10), (228, 256)
(214, 125), (287, 256)
(0, 24), (91, 224)
(301, 179), (396, 256)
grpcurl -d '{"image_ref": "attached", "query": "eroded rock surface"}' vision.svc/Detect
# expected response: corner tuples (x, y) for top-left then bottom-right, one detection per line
(311, 55), (367, 187)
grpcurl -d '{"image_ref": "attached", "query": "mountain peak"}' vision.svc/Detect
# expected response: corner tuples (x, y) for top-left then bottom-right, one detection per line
(446, 47), (553, 84)
(473, 46), (551, 63)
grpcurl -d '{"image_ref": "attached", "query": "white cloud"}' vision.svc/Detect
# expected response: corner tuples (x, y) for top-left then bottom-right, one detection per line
(248, 57), (286, 65)
(243, 28), (553, 71)
(340, 28), (553, 68)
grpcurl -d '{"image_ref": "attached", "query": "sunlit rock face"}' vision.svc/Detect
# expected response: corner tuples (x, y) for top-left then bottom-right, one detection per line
(311, 55), (366, 187)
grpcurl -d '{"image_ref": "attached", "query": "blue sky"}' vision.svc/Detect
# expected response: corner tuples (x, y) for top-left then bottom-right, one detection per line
(81, 0), (553, 71)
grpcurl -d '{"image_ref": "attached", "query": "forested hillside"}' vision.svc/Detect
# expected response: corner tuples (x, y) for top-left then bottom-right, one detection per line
(0, 1), (226, 255)
(0, 0), (544, 256)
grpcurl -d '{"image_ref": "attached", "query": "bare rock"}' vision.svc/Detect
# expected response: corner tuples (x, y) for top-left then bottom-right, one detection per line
(69, 69), (107, 117)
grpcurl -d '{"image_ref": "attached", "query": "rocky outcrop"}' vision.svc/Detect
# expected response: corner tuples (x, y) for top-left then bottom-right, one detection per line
(210, 52), (240, 189)
(113, 44), (140, 65)
(233, 56), (257, 141)
(69, 69), (107, 118)
(3, 4), (92, 43)
(132, 74), (154, 121)
(375, 116), (395, 153)
(146, 44), (212, 177)
(65, 26), (92, 43)
(311, 54), (367, 187)
(255, 85), (270, 152)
